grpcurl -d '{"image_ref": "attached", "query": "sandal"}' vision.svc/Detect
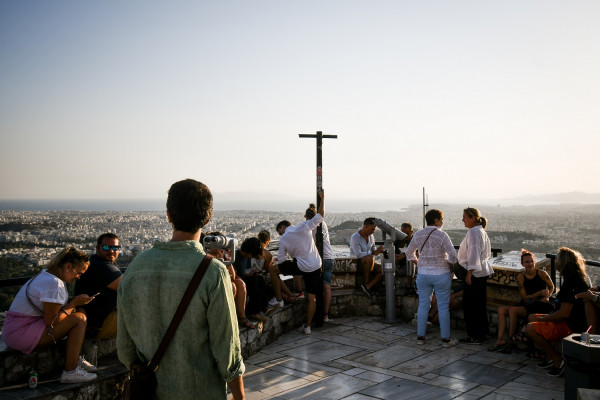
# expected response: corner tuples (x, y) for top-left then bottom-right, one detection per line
(239, 317), (256, 329)
(511, 331), (529, 344)
(487, 343), (508, 352)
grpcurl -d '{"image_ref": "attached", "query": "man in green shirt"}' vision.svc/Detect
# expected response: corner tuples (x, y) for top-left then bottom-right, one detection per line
(117, 179), (245, 400)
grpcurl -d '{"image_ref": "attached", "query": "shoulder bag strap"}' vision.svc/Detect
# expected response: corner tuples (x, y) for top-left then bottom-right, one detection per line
(420, 228), (436, 254)
(147, 254), (214, 372)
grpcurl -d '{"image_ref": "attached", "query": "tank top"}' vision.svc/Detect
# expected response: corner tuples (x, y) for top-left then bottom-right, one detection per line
(522, 270), (547, 295)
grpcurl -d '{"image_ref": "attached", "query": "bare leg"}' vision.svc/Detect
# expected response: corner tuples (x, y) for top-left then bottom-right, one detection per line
(293, 276), (303, 293)
(495, 306), (508, 345)
(38, 312), (87, 371)
(526, 323), (561, 366)
(367, 267), (383, 290)
(508, 306), (527, 338)
(269, 264), (283, 300)
(324, 282), (331, 315)
(233, 278), (247, 319)
(306, 293), (316, 327)
(361, 256), (374, 286)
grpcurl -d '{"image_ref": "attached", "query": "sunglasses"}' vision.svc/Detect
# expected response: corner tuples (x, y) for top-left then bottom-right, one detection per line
(101, 245), (121, 251)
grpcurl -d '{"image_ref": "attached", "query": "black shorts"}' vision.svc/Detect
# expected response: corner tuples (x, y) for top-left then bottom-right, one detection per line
(278, 259), (321, 295)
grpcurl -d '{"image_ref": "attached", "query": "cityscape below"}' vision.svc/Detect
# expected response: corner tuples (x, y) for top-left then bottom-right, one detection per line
(1, 202), (599, 311)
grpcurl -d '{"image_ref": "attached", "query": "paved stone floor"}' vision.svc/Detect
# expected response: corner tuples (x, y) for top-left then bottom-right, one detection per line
(229, 316), (565, 400)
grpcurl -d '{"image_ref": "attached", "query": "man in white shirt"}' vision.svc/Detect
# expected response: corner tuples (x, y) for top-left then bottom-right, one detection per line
(268, 190), (325, 335)
(349, 218), (384, 298)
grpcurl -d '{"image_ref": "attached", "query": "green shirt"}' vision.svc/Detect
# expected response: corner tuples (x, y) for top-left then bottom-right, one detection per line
(117, 240), (244, 400)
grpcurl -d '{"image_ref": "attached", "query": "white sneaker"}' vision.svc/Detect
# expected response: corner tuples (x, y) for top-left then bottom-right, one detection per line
(268, 297), (284, 308)
(442, 338), (458, 348)
(78, 355), (97, 372)
(417, 336), (425, 345)
(297, 324), (311, 335)
(323, 315), (332, 322)
(60, 366), (97, 383)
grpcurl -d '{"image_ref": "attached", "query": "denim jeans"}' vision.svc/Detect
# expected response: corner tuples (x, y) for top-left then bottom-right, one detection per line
(416, 272), (452, 338)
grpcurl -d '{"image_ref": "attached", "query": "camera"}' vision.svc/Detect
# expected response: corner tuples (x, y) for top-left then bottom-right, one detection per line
(202, 234), (238, 265)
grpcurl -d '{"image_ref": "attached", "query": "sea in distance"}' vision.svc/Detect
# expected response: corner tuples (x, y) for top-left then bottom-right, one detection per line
(0, 198), (414, 213)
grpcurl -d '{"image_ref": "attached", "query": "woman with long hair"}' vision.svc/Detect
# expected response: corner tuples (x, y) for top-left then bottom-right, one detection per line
(457, 207), (495, 344)
(526, 247), (589, 377)
(3, 246), (98, 383)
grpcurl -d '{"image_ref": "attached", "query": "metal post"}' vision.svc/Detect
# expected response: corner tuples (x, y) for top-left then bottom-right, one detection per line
(299, 131), (337, 327)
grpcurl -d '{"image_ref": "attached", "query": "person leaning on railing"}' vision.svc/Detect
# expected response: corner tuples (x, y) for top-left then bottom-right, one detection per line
(2, 246), (98, 383)
(575, 285), (600, 334)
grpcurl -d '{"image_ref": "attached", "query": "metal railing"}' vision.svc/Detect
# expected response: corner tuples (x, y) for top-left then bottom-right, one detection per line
(545, 253), (600, 286)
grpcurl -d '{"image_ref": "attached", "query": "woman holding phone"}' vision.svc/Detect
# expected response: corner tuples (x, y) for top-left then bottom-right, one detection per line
(3, 246), (98, 383)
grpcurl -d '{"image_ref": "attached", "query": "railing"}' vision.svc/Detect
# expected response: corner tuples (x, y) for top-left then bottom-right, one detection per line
(545, 253), (600, 286)
(453, 245), (502, 258)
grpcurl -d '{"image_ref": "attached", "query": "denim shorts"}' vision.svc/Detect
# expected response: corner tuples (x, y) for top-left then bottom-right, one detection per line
(322, 259), (334, 284)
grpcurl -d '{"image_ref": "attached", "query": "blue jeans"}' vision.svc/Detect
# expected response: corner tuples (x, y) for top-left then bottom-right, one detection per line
(416, 272), (452, 338)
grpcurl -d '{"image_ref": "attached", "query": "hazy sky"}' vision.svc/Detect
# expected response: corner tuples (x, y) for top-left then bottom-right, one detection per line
(1, 1), (599, 207)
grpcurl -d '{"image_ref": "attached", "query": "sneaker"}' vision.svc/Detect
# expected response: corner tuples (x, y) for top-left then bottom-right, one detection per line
(78, 356), (97, 372)
(537, 359), (554, 369)
(298, 324), (311, 335)
(417, 336), (425, 345)
(267, 297), (284, 309)
(459, 337), (482, 345)
(546, 361), (565, 377)
(442, 338), (458, 348)
(360, 284), (372, 299)
(323, 314), (332, 322)
(60, 366), (97, 383)
(295, 291), (305, 300)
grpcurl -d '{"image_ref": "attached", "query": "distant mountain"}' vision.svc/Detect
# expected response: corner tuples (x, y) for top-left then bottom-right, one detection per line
(502, 191), (600, 204)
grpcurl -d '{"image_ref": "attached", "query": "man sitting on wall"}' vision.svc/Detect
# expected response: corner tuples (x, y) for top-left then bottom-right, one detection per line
(350, 218), (384, 298)
(75, 232), (122, 339)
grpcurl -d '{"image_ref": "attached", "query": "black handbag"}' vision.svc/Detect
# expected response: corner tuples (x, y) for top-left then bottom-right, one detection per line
(452, 262), (467, 281)
(123, 255), (213, 400)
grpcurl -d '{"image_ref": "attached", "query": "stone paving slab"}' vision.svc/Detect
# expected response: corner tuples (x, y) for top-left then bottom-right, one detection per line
(228, 316), (567, 400)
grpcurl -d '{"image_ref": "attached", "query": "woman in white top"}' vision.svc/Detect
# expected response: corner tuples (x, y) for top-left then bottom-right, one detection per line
(457, 207), (494, 344)
(406, 209), (458, 347)
(3, 246), (98, 383)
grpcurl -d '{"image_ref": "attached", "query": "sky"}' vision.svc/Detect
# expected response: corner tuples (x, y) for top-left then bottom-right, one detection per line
(1, 1), (599, 210)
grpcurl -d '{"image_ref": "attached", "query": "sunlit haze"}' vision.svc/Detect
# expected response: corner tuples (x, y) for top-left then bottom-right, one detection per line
(1, 1), (599, 210)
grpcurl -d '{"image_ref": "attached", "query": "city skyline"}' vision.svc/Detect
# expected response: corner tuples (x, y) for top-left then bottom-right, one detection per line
(1, 1), (599, 203)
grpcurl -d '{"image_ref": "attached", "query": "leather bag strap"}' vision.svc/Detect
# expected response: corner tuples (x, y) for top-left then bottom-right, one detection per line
(148, 254), (214, 371)
(420, 228), (436, 254)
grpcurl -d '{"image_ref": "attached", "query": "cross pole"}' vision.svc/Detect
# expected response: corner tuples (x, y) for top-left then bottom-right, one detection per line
(299, 131), (337, 327)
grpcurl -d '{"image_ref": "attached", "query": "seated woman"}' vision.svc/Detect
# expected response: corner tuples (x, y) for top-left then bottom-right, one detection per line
(489, 249), (554, 352)
(2, 246), (98, 383)
(234, 237), (272, 322)
(206, 231), (256, 329)
(258, 230), (295, 302)
(526, 247), (589, 377)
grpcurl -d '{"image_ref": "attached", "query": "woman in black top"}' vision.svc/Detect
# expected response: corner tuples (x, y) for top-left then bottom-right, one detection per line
(526, 247), (589, 377)
(489, 249), (554, 351)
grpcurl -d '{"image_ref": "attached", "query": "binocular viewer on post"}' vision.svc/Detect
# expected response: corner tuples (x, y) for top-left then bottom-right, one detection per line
(202, 234), (238, 265)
